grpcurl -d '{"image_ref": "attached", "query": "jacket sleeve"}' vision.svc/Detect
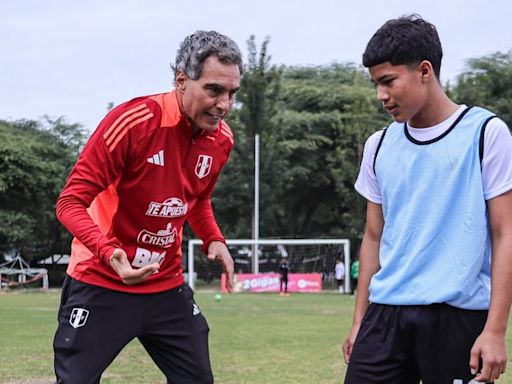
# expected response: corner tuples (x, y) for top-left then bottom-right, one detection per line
(188, 122), (234, 254)
(187, 172), (226, 254)
(56, 99), (160, 264)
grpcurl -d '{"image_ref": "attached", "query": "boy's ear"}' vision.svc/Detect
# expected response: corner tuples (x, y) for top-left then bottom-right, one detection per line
(418, 60), (433, 82)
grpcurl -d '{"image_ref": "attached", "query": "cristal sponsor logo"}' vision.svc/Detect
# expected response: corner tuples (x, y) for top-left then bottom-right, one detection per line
(69, 308), (89, 328)
(131, 247), (166, 268)
(137, 223), (177, 249)
(146, 197), (188, 218)
(195, 154), (213, 179)
(297, 279), (320, 289)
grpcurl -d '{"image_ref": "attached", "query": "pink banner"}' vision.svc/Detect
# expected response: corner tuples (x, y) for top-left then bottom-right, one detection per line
(221, 273), (322, 293)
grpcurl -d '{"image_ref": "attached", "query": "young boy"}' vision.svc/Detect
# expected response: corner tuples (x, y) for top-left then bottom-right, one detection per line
(343, 15), (512, 384)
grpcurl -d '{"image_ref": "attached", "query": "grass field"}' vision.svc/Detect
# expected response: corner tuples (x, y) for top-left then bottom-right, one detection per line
(1, 289), (512, 384)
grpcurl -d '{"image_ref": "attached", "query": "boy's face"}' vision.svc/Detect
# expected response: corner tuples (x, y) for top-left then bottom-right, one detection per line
(369, 62), (427, 124)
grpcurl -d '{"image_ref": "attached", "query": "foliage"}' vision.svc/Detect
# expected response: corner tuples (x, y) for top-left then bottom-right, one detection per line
(452, 51), (512, 127)
(212, 35), (283, 239)
(3, 44), (512, 263)
(215, 47), (389, 250)
(273, 65), (388, 243)
(0, 117), (86, 261)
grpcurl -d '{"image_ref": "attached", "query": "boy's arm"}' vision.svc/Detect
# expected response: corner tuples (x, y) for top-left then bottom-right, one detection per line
(342, 200), (383, 363)
(471, 189), (512, 382)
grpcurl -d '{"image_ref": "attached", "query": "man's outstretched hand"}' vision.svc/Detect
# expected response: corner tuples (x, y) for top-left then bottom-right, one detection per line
(109, 248), (159, 285)
(207, 241), (234, 292)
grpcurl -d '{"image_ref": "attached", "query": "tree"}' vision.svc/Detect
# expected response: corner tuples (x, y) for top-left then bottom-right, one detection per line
(214, 42), (390, 252)
(272, 64), (388, 244)
(452, 51), (512, 127)
(0, 117), (86, 261)
(212, 35), (282, 239)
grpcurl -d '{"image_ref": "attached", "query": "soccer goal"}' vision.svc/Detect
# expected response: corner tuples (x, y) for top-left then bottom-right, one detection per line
(186, 239), (350, 293)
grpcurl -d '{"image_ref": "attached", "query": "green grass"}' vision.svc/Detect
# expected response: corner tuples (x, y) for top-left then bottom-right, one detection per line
(1, 289), (511, 383)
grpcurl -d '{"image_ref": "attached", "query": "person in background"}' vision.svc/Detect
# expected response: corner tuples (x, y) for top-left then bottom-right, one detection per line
(342, 15), (512, 384)
(279, 258), (290, 296)
(53, 30), (243, 384)
(349, 258), (359, 296)
(335, 259), (345, 294)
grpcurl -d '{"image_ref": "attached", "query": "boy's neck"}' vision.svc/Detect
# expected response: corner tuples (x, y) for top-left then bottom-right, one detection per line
(409, 87), (459, 128)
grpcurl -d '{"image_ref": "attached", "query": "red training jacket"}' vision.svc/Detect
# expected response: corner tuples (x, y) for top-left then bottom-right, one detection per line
(56, 90), (234, 293)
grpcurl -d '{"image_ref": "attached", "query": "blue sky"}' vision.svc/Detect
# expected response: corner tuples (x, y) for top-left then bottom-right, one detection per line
(1, 0), (511, 132)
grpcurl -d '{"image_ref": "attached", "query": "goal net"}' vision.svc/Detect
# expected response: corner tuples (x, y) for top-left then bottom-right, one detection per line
(186, 239), (350, 293)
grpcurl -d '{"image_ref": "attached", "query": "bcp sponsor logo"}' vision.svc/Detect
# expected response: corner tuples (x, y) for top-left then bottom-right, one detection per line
(146, 197), (188, 218)
(131, 247), (166, 268)
(137, 223), (177, 249)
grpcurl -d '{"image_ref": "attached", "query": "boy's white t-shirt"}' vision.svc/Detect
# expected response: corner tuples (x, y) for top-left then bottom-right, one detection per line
(355, 105), (512, 202)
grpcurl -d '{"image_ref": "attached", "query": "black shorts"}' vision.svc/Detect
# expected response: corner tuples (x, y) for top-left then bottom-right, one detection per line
(345, 303), (490, 384)
(53, 277), (212, 384)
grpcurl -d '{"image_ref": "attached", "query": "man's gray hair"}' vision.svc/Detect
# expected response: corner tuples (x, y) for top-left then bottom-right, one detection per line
(172, 30), (243, 81)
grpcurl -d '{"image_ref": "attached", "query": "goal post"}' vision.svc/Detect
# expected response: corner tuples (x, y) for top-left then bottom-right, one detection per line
(187, 238), (350, 293)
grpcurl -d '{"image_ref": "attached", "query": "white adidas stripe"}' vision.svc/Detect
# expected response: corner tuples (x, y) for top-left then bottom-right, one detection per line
(147, 149), (164, 166)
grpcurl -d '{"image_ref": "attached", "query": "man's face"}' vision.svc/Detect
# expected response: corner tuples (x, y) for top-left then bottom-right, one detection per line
(369, 62), (427, 124)
(176, 55), (241, 132)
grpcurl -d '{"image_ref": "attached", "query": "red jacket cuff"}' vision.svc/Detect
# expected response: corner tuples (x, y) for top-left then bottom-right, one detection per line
(201, 237), (226, 255)
(98, 238), (122, 264)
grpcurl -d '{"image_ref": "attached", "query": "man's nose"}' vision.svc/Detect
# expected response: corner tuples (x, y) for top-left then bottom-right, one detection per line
(216, 93), (231, 111)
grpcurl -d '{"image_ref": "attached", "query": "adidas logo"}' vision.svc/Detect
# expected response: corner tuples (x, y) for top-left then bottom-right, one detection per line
(192, 303), (201, 316)
(147, 150), (164, 166)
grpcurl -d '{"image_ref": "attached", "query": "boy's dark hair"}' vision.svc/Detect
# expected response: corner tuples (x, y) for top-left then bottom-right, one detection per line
(362, 14), (443, 79)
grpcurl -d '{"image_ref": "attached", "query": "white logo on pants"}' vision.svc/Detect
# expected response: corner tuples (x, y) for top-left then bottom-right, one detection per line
(69, 308), (89, 328)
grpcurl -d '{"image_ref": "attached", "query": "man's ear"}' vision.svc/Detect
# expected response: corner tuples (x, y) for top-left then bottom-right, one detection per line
(175, 70), (187, 92)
